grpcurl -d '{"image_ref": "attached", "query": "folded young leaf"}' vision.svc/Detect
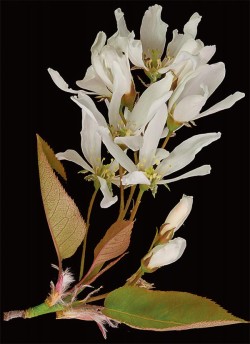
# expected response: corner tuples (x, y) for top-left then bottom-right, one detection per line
(82, 220), (133, 281)
(103, 286), (247, 331)
(37, 134), (86, 262)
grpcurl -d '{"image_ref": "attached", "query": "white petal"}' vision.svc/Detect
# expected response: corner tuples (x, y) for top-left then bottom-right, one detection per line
(161, 195), (193, 234)
(71, 93), (107, 127)
(48, 68), (78, 94)
(114, 135), (143, 151)
(109, 159), (119, 173)
(179, 62), (225, 99)
(80, 113), (102, 169)
(156, 133), (221, 176)
(76, 66), (111, 97)
(176, 38), (204, 57)
(183, 12), (202, 38)
(160, 127), (170, 138)
(122, 171), (150, 186)
(167, 30), (203, 59)
(97, 177), (118, 208)
(128, 39), (147, 69)
(140, 4), (168, 59)
(148, 237), (186, 269)
(128, 73), (173, 131)
(173, 90), (208, 122)
(56, 149), (93, 172)
(159, 165), (211, 184)
(197, 91), (245, 119)
(139, 103), (167, 168)
(91, 31), (106, 54)
(114, 8), (130, 37)
(169, 63), (224, 110)
(155, 148), (170, 161)
(198, 45), (216, 65)
(108, 60), (132, 128)
(91, 33), (115, 91)
(98, 127), (137, 173)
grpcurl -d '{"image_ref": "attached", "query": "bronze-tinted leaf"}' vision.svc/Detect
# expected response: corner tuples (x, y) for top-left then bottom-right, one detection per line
(104, 286), (247, 331)
(83, 220), (133, 281)
(37, 134), (86, 261)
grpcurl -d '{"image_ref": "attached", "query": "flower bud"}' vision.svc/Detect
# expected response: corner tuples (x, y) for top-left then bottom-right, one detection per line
(160, 195), (193, 235)
(145, 237), (187, 270)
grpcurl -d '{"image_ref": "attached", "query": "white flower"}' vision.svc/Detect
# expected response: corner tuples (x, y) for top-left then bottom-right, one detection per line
(48, 30), (135, 119)
(99, 101), (221, 194)
(77, 31), (134, 101)
(161, 195), (193, 234)
(72, 73), (173, 151)
(56, 111), (118, 208)
(145, 237), (187, 270)
(110, 6), (215, 83)
(168, 62), (245, 123)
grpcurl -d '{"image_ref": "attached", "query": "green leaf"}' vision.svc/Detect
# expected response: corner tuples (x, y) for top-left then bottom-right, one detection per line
(104, 286), (246, 331)
(37, 134), (86, 261)
(82, 220), (133, 282)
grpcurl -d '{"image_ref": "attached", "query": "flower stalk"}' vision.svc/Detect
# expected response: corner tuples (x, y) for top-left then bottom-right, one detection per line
(129, 187), (146, 221)
(79, 188), (98, 280)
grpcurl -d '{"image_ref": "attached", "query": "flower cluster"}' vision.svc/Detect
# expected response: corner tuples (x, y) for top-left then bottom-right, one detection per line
(48, 4), (244, 209)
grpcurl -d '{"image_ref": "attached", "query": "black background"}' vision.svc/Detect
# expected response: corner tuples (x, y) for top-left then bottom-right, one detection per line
(1, 0), (249, 343)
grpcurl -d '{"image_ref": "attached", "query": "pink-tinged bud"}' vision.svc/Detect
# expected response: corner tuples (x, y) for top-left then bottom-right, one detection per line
(145, 237), (187, 270)
(161, 195), (193, 235)
(46, 265), (75, 306)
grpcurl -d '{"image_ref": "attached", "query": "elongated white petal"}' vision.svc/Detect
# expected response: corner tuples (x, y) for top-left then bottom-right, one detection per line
(147, 237), (186, 269)
(98, 127), (137, 173)
(91, 33), (115, 91)
(178, 39), (204, 57)
(48, 68), (78, 94)
(97, 177), (118, 208)
(56, 149), (93, 172)
(198, 45), (216, 64)
(155, 148), (170, 161)
(76, 66), (112, 97)
(161, 127), (170, 138)
(183, 12), (202, 38)
(128, 39), (147, 69)
(179, 62), (225, 99)
(139, 103), (167, 168)
(108, 60), (131, 128)
(114, 135), (143, 151)
(128, 73), (173, 131)
(161, 195), (193, 234)
(169, 63), (224, 110)
(140, 5), (168, 59)
(173, 91), (208, 122)
(197, 91), (245, 119)
(109, 159), (119, 173)
(156, 133), (221, 176)
(81, 112), (102, 169)
(114, 8), (130, 37)
(159, 165), (211, 184)
(91, 31), (106, 54)
(122, 171), (150, 186)
(71, 93), (107, 127)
